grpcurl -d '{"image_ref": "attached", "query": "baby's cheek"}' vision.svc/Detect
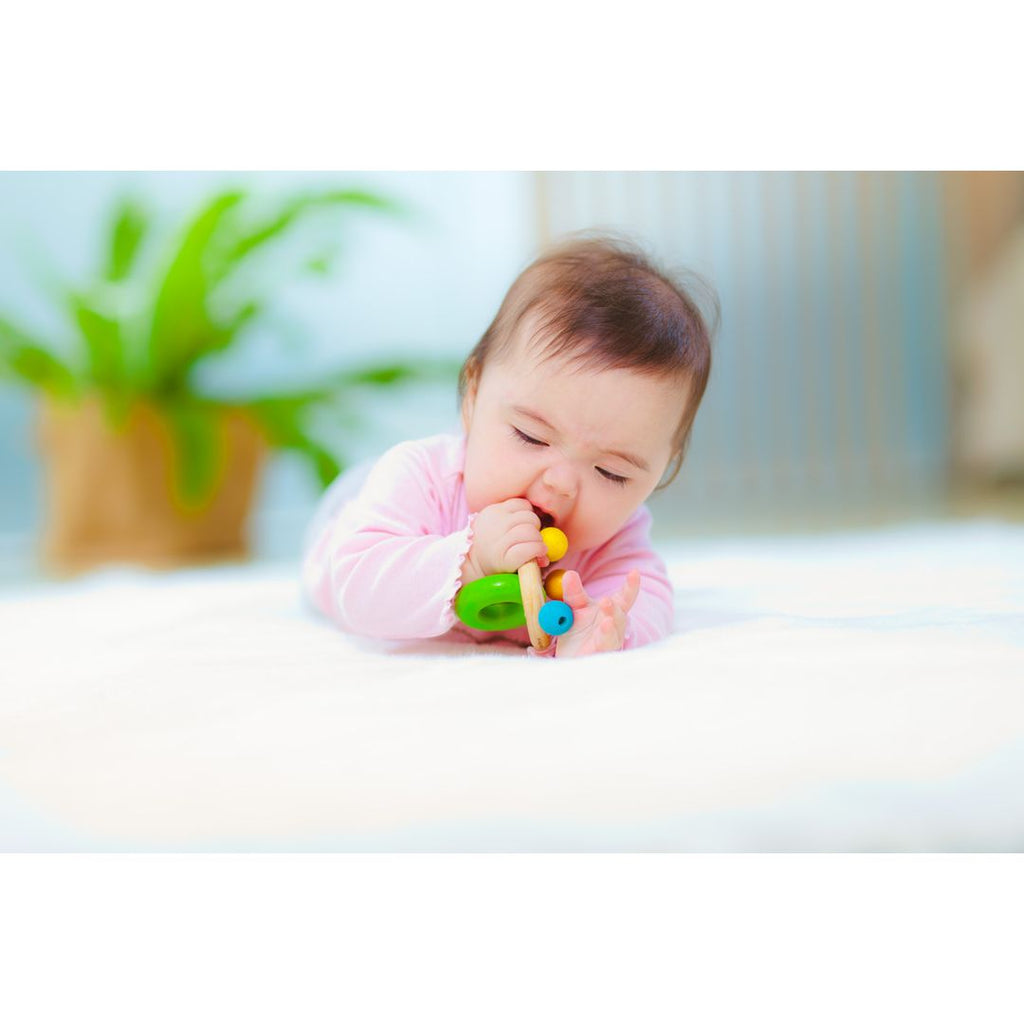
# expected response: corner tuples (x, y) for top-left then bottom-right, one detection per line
(575, 515), (627, 555)
(584, 490), (638, 545)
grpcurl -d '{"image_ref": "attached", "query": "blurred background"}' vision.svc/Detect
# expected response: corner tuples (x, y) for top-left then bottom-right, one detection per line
(2, 170), (1023, 581)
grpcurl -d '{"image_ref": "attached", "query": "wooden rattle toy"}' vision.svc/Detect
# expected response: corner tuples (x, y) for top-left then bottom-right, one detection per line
(454, 526), (574, 650)
(517, 527), (569, 651)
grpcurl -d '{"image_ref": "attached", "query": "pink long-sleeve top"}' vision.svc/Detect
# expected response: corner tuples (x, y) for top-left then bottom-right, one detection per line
(301, 433), (675, 651)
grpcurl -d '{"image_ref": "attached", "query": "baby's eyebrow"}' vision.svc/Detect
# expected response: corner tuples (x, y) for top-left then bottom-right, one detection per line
(511, 405), (650, 473)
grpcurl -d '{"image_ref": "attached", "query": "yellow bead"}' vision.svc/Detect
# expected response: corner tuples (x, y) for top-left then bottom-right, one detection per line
(544, 569), (566, 600)
(541, 527), (568, 563)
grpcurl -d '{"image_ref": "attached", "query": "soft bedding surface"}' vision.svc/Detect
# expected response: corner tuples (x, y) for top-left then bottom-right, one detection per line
(2, 519), (1023, 852)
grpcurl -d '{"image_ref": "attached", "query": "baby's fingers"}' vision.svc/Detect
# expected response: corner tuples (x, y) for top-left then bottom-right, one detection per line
(560, 570), (592, 611)
(502, 522), (547, 569)
(596, 600), (626, 652)
(596, 614), (618, 650)
(505, 540), (548, 571)
(612, 570), (641, 614)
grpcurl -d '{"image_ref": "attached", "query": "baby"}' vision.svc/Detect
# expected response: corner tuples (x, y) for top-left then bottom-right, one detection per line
(302, 235), (714, 656)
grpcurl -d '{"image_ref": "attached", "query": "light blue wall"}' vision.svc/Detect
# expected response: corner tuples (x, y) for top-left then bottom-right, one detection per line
(0, 171), (538, 550)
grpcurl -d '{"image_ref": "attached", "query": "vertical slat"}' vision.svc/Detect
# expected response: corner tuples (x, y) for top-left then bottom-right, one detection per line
(832, 171), (871, 494)
(877, 173), (908, 492)
(766, 171), (808, 496)
(854, 172), (888, 495)
(732, 171), (770, 498)
(702, 171), (745, 502)
(662, 170), (713, 512)
(793, 171), (828, 497)
(819, 172), (852, 497)
(898, 171), (932, 485)
(534, 171), (553, 249)
(814, 170), (844, 497)
(921, 173), (952, 490)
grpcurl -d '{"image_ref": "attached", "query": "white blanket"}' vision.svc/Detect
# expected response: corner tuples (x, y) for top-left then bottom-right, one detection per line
(2, 520), (1023, 851)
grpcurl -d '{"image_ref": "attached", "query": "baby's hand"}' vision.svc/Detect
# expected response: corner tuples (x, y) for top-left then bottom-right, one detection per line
(554, 570), (641, 658)
(460, 498), (548, 584)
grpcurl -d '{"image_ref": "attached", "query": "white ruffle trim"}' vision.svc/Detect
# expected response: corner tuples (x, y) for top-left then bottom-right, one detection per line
(441, 514), (478, 630)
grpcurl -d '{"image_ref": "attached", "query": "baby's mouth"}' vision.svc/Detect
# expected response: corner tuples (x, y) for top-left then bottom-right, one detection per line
(531, 504), (556, 530)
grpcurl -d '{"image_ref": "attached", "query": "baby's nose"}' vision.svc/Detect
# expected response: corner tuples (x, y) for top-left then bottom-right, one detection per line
(542, 461), (577, 499)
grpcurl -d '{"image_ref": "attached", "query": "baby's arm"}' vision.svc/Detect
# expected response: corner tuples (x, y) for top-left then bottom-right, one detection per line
(302, 442), (476, 640)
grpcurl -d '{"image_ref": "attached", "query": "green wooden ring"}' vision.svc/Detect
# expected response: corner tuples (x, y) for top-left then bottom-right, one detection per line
(454, 573), (525, 631)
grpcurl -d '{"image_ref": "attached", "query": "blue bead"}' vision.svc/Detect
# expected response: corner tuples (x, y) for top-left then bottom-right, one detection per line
(538, 600), (574, 636)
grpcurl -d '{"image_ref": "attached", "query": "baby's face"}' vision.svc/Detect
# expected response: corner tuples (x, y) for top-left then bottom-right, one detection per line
(461, 327), (686, 553)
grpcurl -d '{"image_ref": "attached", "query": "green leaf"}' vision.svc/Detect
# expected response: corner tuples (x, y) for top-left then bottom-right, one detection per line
(313, 447), (342, 488)
(336, 363), (418, 387)
(225, 300), (261, 337)
(328, 357), (460, 389)
(0, 316), (79, 399)
(71, 293), (124, 391)
(304, 254), (334, 277)
(146, 189), (246, 392)
(106, 198), (149, 282)
(244, 394), (343, 489)
(145, 187), (404, 393)
(163, 401), (223, 509)
(235, 358), (452, 414)
(238, 355), (454, 491)
(211, 188), (402, 284)
(303, 440), (343, 489)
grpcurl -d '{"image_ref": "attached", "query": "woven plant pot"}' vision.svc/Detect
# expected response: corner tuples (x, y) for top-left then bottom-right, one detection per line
(38, 397), (266, 574)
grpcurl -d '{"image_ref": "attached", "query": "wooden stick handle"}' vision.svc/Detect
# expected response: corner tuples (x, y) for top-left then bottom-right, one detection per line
(518, 559), (551, 651)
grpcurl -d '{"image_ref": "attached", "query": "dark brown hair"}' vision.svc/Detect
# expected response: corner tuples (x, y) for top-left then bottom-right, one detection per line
(458, 233), (717, 487)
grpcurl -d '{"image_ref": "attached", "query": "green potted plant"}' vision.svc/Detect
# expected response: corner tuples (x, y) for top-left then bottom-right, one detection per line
(0, 183), (450, 572)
